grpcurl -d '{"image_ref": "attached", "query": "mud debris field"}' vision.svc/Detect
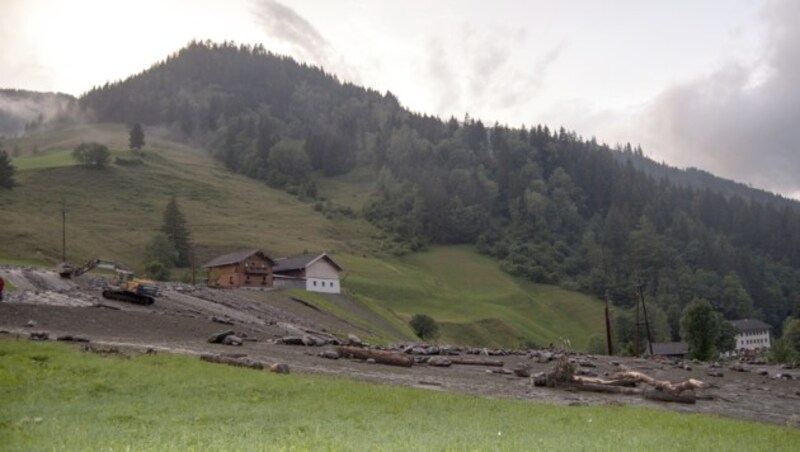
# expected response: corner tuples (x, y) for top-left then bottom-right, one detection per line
(1, 265), (799, 427)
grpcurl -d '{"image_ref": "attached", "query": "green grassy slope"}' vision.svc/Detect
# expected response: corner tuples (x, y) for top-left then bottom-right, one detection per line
(2, 124), (603, 348)
(339, 246), (605, 349)
(1, 124), (377, 267)
(3, 341), (797, 451)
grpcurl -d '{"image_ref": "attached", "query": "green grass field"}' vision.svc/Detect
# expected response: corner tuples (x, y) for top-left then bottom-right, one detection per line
(11, 150), (78, 171)
(339, 247), (605, 349)
(1, 340), (797, 451)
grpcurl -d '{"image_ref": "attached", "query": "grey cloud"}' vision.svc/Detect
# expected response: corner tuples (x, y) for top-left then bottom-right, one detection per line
(250, 0), (361, 83)
(426, 26), (564, 119)
(640, 0), (800, 197)
(251, 0), (330, 65)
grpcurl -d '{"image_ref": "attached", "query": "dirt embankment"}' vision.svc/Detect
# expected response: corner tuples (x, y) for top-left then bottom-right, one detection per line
(1, 266), (799, 427)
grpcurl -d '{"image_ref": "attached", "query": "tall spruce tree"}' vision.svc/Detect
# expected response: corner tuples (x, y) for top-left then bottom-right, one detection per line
(0, 150), (16, 189)
(161, 195), (192, 266)
(129, 123), (145, 151)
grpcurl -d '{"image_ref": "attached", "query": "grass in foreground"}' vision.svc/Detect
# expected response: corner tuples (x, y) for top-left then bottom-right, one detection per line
(1, 340), (797, 451)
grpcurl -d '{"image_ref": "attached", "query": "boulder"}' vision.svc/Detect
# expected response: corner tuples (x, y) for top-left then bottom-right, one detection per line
(346, 333), (363, 346)
(278, 336), (305, 345)
(56, 334), (91, 343)
(319, 350), (340, 360)
(513, 365), (531, 378)
(29, 331), (49, 341)
(427, 357), (453, 367)
(208, 330), (235, 344)
(222, 335), (243, 346)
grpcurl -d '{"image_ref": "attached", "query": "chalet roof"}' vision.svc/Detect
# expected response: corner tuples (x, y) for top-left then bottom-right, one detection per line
(273, 252), (343, 273)
(730, 319), (772, 332)
(203, 249), (274, 268)
(649, 342), (689, 356)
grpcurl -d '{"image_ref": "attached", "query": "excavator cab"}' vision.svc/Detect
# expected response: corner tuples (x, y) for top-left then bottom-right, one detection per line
(110, 269), (158, 301)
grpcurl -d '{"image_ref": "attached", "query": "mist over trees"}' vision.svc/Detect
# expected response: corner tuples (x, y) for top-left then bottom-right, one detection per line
(80, 41), (800, 336)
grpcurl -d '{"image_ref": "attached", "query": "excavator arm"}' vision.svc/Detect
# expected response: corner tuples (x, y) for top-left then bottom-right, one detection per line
(58, 259), (128, 278)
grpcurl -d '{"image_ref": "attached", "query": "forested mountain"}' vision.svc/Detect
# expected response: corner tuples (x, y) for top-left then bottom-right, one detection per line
(80, 41), (800, 335)
(0, 89), (77, 137)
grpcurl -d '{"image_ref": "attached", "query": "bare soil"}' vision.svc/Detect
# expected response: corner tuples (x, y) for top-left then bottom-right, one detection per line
(1, 266), (799, 427)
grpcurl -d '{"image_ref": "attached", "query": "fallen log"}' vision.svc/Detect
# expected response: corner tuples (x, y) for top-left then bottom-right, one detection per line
(449, 357), (505, 367)
(336, 346), (413, 367)
(612, 371), (706, 394)
(573, 375), (638, 387)
(200, 354), (264, 370)
(643, 389), (696, 404)
(56, 334), (91, 343)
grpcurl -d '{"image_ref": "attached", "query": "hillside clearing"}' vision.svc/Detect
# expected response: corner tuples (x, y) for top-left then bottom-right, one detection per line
(339, 247), (605, 349)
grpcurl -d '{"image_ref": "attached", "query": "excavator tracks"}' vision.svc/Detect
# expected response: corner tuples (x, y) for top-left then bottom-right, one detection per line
(102, 290), (154, 306)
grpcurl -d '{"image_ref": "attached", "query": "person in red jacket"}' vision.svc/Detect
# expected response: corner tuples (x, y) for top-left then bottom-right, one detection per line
(0, 276), (4, 302)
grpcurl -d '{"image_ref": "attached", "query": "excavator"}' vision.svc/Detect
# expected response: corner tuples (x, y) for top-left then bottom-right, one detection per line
(57, 259), (158, 305)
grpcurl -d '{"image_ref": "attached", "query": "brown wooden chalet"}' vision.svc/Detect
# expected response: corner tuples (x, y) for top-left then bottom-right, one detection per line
(203, 249), (274, 288)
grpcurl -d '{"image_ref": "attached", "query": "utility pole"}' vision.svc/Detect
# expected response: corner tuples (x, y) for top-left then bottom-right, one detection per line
(604, 291), (614, 356)
(634, 290), (641, 357)
(61, 200), (67, 262)
(190, 246), (196, 285)
(639, 284), (654, 356)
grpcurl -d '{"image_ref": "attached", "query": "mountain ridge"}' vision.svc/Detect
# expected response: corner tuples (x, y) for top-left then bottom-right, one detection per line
(5, 41), (800, 338)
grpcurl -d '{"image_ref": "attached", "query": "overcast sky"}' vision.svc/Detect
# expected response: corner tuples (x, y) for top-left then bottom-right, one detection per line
(2, 0), (798, 199)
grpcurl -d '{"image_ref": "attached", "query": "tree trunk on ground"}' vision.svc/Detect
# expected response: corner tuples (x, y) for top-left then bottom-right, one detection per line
(200, 354), (264, 370)
(449, 357), (505, 367)
(336, 346), (414, 367)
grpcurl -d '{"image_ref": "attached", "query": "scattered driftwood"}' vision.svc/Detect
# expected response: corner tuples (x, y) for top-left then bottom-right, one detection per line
(200, 354), (264, 370)
(337, 346), (413, 367)
(535, 356), (703, 404)
(449, 357), (505, 367)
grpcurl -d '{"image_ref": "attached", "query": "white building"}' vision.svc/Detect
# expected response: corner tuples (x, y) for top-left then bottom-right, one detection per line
(272, 252), (343, 294)
(730, 319), (772, 351)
